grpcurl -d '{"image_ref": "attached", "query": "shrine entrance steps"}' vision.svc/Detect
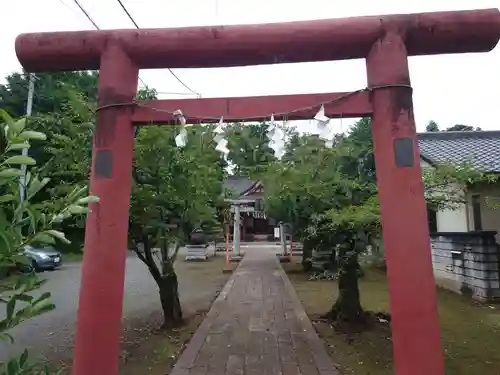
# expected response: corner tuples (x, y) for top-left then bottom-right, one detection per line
(170, 246), (338, 375)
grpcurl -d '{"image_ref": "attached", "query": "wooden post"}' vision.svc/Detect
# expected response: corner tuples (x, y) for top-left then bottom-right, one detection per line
(233, 204), (241, 256)
(366, 32), (445, 375)
(72, 43), (138, 375)
(225, 230), (229, 265)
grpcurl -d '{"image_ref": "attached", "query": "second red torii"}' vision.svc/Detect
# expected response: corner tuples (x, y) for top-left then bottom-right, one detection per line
(132, 91), (373, 125)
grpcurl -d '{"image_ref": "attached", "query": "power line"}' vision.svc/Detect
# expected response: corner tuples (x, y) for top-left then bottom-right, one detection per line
(115, 0), (139, 28)
(68, 0), (149, 89)
(114, 0), (201, 97)
(71, 0), (100, 30)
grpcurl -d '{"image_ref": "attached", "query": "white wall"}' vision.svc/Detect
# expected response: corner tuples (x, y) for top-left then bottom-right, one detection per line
(420, 158), (500, 237)
(434, 181), (469, 232)
(432, 180), (500, 237)
(436, 205), (468, 232)
(420, 158), (469, 232)
(420, 159), (431, 168)
(467, 182), (500, 242)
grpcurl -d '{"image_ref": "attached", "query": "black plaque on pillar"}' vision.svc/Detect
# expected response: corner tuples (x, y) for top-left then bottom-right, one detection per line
(94, 149), (113, 178)
(393, 137), (414, 168)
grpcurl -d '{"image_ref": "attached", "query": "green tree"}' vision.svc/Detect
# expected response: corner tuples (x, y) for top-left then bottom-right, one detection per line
(0, 72), (99, 118)
(424, 122), (482, 133)
(0, 111), (98, 374)
(128, 125), (225, 328)
(0, 70), (158, 119)
(15, 77), (158, 252)
(446, 124), (481, 131)
(263, 117), (496, 325)
(426, 120), (439, 132)
(225, 122), (277, 177)
(263, 133), (345, 269)
(27, 94), (95, 252)
(136, 88), (158, 100)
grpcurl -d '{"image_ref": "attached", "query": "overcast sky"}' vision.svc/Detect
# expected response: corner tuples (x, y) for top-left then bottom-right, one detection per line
(1, 0), (499, 133)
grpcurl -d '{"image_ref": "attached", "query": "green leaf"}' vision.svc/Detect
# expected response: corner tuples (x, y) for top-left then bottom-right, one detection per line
(0, 168), (23, 178)
(19, 349), (29, 368)
(18, 130), (47, 141)
(45, 230), (71, 244)
(11, 118), (27, 134)
(76, 196), (100, 205)
(51, 215), (64, 223)
(0, 194), (15, 203)
(68, 205), (89, 215)
(32, 301), (56, 316)
(6, 298), (16, 320)
(34, 292), (52, 304)
(6, 357), (20, 375)
(2, 155), (36, 166)
(32, 232), (56, 245)
(27, 177), (50, 200)
(0, 109), (14, 126)
(14, 294), (34, 303)
(67, 186), (88, 202)
(24, 206), (38, 234)
(5, 143), (30, 152)
(0, 332), (14, 343)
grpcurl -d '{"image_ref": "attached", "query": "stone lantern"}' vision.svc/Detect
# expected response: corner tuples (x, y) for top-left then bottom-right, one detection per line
(185, 228), (209, 261)
(189, 228), (207, 246)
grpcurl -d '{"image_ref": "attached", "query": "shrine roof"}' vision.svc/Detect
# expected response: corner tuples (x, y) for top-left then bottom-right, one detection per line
(418, 130), (500, 173)
(223, 176), (258, 198)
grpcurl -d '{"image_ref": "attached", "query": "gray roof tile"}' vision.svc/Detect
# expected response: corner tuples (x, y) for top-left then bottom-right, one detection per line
(223, 176), (257, 197)
(418, 131), (500, 172)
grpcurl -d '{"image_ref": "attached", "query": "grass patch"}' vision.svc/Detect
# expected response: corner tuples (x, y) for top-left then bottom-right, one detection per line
(116, 255), (231, 375)
(286, 261), (500, 375)
(62, 252), (83, 262)
(118, 312), (206, 375)
(0, 274), (18, 292)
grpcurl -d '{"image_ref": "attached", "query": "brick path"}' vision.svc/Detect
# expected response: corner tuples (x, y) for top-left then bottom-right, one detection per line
(170, 247), (339, 375)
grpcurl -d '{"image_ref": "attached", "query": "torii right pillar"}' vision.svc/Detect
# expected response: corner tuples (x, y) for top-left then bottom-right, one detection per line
(367, 32), (444, 375)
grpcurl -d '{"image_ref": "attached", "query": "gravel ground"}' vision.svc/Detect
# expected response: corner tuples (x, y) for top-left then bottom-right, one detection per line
(0, 249), (229, 366)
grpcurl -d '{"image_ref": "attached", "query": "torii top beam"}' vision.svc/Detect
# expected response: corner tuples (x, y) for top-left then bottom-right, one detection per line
(15, 8), (500, 72)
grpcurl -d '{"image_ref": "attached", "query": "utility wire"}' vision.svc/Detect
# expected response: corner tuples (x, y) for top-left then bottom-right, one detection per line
(114, 0), (201, 97)
(115, 0), (139, 28)
(69, 0), (149, 89)
(71, 0), (100, 29)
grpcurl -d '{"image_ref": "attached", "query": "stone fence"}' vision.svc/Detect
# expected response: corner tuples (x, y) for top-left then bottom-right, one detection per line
(430, 231), (500, 301)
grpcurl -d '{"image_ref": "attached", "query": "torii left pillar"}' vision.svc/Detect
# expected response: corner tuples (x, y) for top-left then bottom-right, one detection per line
(72, 43), (138, 375)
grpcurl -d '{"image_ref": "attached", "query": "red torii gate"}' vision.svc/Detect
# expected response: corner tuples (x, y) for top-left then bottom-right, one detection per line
(15, 8), (500, 375)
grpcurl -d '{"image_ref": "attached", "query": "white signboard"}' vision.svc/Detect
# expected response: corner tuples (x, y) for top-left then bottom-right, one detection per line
(274, 227), (280, 239)
(230, 204), (254, 213)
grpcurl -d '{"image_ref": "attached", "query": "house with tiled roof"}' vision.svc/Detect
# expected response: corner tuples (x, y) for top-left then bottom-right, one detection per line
(223, 175), (276, 241)
(418, 130), (500, 237)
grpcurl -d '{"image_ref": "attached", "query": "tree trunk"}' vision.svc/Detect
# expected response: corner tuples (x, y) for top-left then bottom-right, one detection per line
(301, 238), (313, 272)
(157, 272), (183, 329)
(326, 246), (337, 271)
(326, 247), (364, 325)
(134, 236), (184, 329)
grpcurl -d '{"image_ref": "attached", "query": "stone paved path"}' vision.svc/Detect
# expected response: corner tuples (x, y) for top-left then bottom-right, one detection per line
(170, 247), (338, 375)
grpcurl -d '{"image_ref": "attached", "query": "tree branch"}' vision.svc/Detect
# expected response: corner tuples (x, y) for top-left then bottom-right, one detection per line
(133, 234), (163, 283)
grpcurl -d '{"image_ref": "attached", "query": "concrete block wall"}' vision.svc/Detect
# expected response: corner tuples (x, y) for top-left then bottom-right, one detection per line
(430, 231), (500, 301)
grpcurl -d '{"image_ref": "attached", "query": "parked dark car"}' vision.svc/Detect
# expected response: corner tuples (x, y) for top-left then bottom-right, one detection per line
(24, 246), (62, 271)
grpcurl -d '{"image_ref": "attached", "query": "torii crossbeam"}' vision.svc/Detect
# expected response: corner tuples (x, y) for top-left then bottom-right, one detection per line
(15, 8), (500, 375)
